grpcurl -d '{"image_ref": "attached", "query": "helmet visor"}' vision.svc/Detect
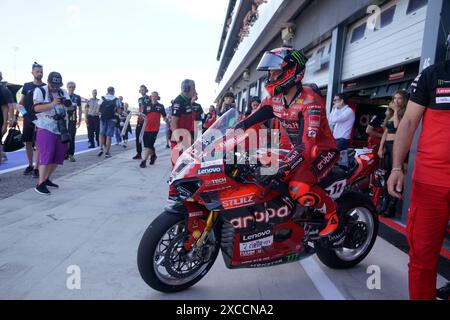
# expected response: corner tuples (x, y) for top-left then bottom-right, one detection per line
(257, 52), (285, 71)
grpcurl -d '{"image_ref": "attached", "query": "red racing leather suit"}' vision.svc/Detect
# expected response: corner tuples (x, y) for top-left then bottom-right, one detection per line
(238, 85), (339, 234)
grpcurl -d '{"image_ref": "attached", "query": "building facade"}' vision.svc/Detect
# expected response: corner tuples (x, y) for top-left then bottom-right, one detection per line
(215, 0), (450, 223)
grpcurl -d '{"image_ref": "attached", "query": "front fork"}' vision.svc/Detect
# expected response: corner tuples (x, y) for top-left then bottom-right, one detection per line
(183, 210), (219, 251)
(195, 211), (219, 248)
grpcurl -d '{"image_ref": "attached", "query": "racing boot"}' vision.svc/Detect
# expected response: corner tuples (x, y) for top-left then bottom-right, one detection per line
(319, 210), (339, 237)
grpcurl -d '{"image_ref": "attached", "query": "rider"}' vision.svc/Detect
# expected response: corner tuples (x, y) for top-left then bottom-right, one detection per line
(236, 47), (342, 240)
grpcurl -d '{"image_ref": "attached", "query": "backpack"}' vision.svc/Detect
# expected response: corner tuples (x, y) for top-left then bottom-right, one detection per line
(3, 125), (24, 152)
(100, 97), (117, 120)
(23, 86), (46, 121)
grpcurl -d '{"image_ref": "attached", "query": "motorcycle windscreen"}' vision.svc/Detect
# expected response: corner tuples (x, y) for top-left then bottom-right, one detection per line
(169, 109), (240, 184)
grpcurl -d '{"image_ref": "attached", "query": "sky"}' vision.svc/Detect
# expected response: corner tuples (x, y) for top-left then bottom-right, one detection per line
(0, 0), (228, 110)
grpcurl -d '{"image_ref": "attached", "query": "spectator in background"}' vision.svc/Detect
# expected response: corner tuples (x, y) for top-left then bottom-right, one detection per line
(121, 102), (132, 148)
(85, 89), (100, 148)
(191, 92), (204, 137)
(114, 96), (125, 146)
(0, 72), (16, 164)
(98, 87), (121, 159)
(204, 105), (217, 132)
(219, 91), (235, 116)
(329, 93), (355, 168)
(66, 81), (82, 162)
(140, 91), (166, 168)
(366, 110), (386, 155)
(378, 91), (408, 217)
(32, 72), (69, 195)
(17, 62), (45, 176)
(133, 85), (149, 160)
(165, 103), (173, 148)
(245, 96), (261, 116)
(115, 105), (124, 146)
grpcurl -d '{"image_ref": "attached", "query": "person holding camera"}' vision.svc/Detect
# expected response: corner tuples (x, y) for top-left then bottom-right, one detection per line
(32, 72), (71, 195)
(66, 81), (82, 162)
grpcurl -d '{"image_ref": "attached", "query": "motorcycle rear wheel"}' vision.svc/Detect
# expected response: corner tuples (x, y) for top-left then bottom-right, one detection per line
(316, 196), (378, 269)
(137, 211), (220, 293)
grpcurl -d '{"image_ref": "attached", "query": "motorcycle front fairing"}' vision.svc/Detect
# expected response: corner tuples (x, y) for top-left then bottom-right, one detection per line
(167, 109), (313, 268)
(169, 109), (280, 211)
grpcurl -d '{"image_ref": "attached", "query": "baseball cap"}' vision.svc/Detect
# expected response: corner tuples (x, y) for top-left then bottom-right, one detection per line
(48, 72), (63, 87)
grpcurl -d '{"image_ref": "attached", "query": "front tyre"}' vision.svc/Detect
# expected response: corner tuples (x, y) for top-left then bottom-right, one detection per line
(137, 211), (220, 293)
(316, 194), (378, 269)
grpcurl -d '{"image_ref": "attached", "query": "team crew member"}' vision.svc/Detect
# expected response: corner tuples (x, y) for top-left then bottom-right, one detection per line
(169, 79), (196, 200)
(85, 89), (100, 148)
(18, 62), (45, 177)
(134, 85), (149, 160)
(387, 61), (450, 300)
(236, 48), (342, 241)
(139, 91), (166, 168)
(66, 81), (82, 162)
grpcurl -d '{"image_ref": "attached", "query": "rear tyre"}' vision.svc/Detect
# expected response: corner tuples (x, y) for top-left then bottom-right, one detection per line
(316, 195), (378, 269)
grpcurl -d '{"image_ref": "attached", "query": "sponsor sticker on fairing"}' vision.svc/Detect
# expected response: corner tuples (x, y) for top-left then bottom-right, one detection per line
(308, 115), (321, 127)
(308, 130), (317, 138)
(436, 97), (450, 104)
(436, 88), (450, 95)
(205, 177), (227, 186)
(240, 250), (256, 257)
(239, 235), (273, 252)
(197, 166), (223, 175)
(201, 159), (223, 168)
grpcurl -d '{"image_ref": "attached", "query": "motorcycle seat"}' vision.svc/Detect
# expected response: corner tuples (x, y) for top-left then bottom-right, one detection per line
(319, 166), (348, 190)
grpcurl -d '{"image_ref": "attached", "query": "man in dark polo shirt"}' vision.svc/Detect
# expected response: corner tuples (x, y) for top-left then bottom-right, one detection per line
(18, 62), (45, 177)
(139, 91), (166, 168)
(133, 85), (149, 160)
(388, 60), (450, 300)
(169, 79), (196, 200)
(66, 81), (82, 162)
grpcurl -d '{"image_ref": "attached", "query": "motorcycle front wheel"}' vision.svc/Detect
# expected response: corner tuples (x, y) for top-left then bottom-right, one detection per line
(137, 211), (221, 293)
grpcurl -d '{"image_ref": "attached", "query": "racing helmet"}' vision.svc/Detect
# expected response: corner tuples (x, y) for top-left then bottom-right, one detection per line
(257, 47), (308, 96)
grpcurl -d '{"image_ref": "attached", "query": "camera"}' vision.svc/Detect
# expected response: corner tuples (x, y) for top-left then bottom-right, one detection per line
(59, 97), (73, 108)
(53, 113), (71, 144)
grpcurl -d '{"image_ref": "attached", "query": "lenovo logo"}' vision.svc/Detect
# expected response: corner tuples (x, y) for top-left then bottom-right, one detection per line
(197, 166), (222, 175)
(242, 229), (271, 241)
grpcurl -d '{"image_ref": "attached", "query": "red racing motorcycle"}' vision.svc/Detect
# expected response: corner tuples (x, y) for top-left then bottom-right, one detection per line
(137, 109), (379, 293)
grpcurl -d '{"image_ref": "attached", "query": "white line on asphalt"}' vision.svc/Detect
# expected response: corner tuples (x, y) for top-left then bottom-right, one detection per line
(0, 138), (137, 175)
(299, 257), (346, 300)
